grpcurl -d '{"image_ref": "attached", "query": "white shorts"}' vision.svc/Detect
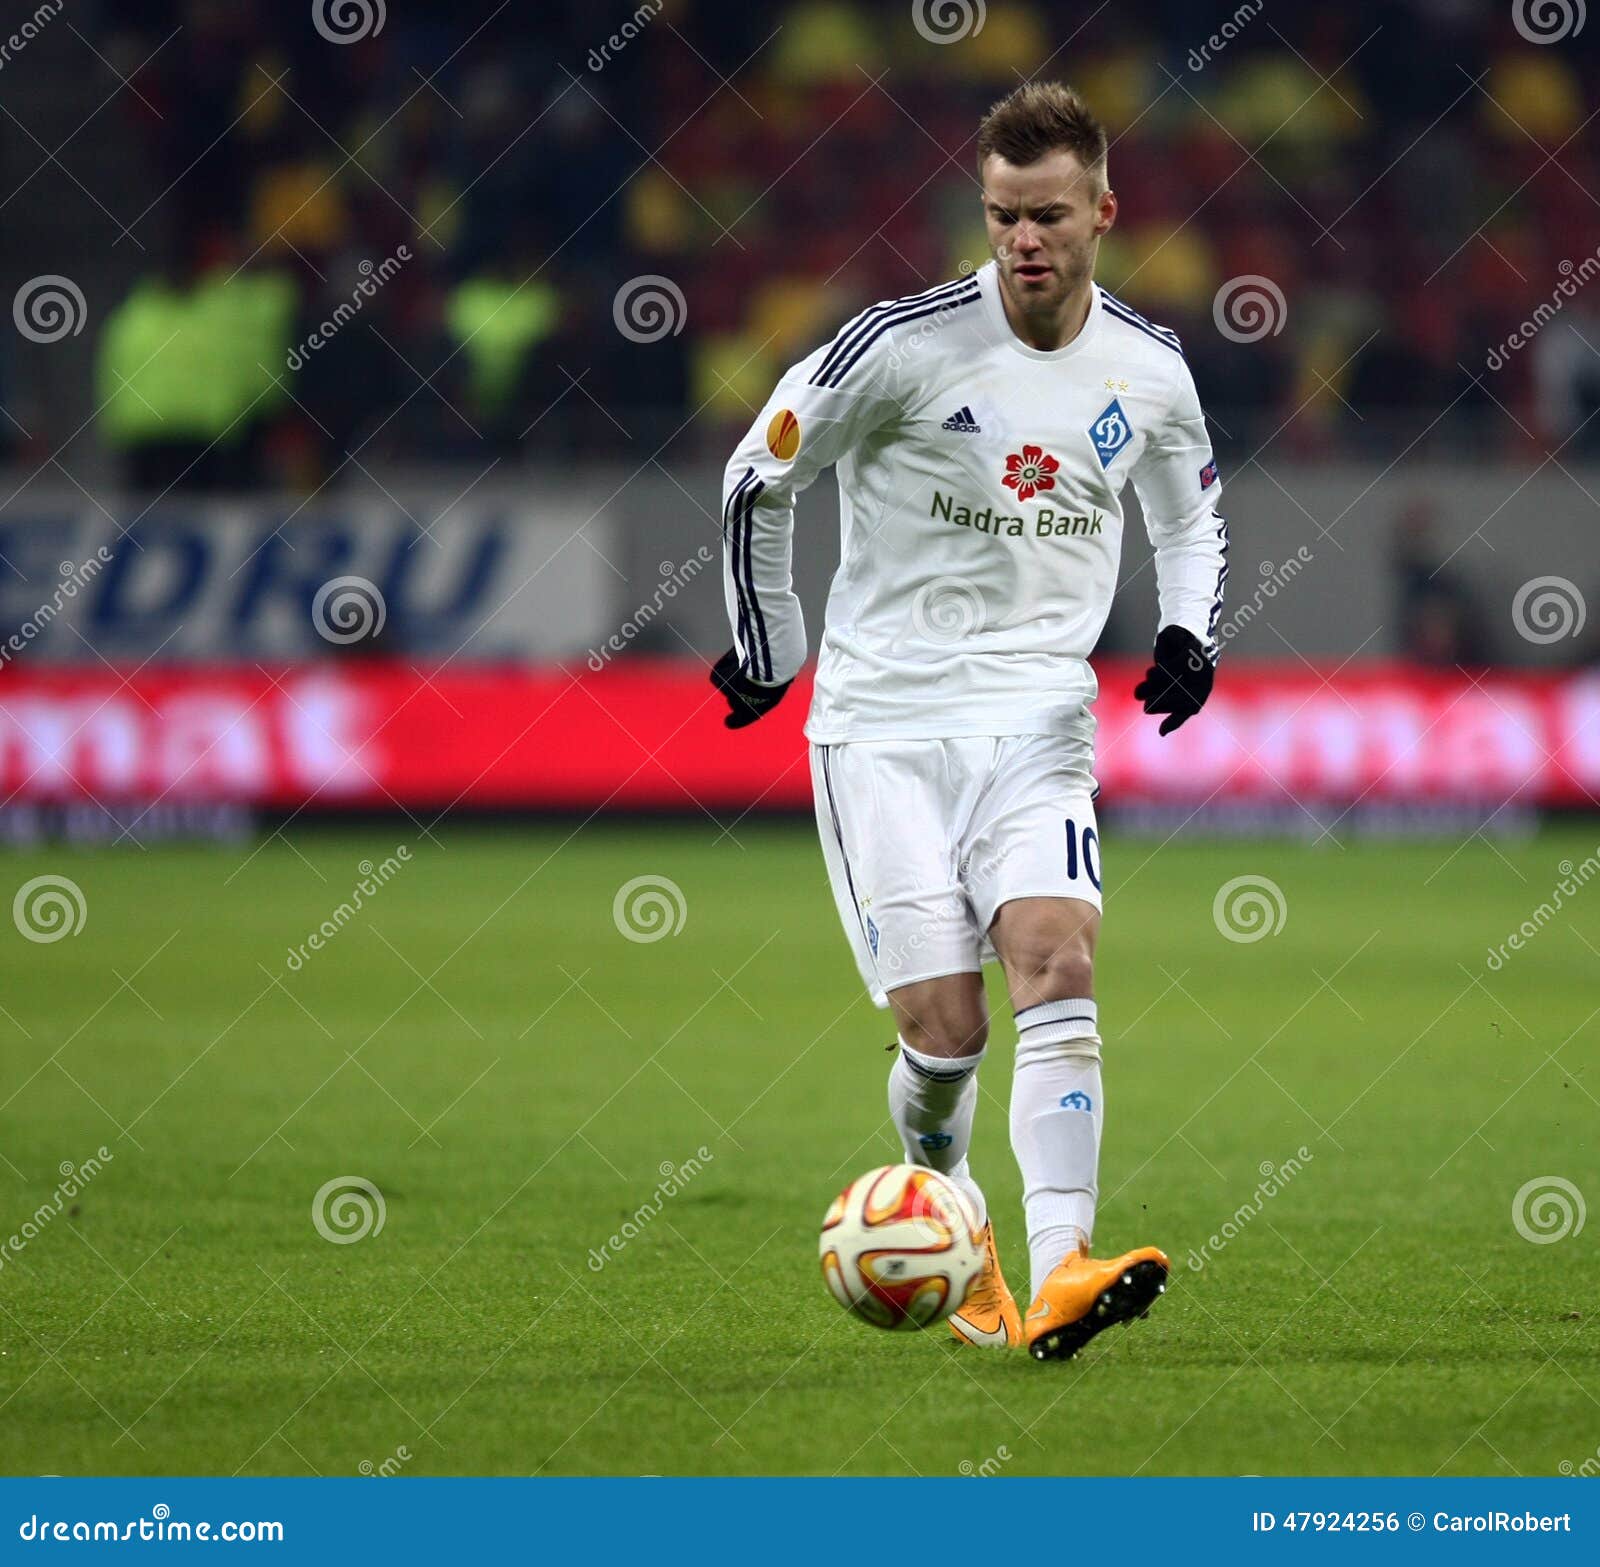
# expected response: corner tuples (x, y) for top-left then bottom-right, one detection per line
(811, 722), (1102, 1009)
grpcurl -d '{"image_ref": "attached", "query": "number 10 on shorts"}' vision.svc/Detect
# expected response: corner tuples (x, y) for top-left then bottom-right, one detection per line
(1065, 817), (1102, 892)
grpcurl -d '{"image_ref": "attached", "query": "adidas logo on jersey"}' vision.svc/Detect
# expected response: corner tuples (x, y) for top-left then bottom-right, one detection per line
(940, 405), (981, 433)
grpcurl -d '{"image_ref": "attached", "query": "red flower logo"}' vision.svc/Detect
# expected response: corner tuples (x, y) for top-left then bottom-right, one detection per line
(1002, 444), (1059, 502)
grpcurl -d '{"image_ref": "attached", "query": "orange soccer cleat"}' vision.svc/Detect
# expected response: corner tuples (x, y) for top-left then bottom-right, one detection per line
(947, 1222), (1023, 1348)
(1023, 1245), (1169, 1362)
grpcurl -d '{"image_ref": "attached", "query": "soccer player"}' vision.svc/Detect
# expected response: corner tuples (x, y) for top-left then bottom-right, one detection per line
(711, 83), (1227, 1359)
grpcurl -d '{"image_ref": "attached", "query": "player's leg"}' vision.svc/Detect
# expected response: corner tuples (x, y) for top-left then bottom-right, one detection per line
(810, 739), (1020, 1347)
(886, 975), (1021, 1348)
(988, 893), (1102, 1286)
(884, 971), (988, 1219)
(965, 731), (1169, 1359)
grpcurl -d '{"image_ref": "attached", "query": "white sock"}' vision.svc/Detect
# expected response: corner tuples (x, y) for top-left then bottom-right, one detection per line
(1009, 997), (1103, 1300)
(887, 1037), (987, 1228)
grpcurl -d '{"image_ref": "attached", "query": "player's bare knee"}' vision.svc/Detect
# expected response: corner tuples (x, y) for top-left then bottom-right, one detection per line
(1006, 932), (1094, 1003)
(894, 999), (987, 1059)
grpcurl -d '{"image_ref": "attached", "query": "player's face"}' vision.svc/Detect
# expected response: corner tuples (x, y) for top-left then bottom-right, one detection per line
(981, 150), (1116, 317)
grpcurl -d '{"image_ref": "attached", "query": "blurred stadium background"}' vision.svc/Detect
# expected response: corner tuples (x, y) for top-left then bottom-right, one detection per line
(0, 0), (1597, 839)
(2, 0), (1599, 1479)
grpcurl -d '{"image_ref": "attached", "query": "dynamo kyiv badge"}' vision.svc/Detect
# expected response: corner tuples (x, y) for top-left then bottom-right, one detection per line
(1089, 398), (1133, 469)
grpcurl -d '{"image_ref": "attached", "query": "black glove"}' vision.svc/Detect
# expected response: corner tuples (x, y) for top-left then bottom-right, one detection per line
(1133, 625), (1214, 735)
(710, 648), (792, 730)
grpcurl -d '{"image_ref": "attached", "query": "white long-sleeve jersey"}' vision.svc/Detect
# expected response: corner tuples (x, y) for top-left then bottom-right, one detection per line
(720, 260), (1229, 742)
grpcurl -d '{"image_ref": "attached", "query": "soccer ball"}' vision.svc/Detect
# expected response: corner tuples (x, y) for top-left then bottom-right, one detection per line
(818, 1164), (985, 1330)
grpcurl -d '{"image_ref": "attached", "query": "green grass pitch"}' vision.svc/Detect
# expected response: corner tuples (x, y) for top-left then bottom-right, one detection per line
(1, 820), (1596, 1477)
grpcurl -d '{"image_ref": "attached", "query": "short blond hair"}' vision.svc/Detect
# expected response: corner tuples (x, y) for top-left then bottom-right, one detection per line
(976, 82), (1108, 189)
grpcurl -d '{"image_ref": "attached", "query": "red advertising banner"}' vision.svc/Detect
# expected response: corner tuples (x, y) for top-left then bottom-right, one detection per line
(1, 660), (1597, 811)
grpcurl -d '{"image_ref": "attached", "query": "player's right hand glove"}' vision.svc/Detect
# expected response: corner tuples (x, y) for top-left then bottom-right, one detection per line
(710, 648), (792, 730)
(1133, 625), (1214, 735)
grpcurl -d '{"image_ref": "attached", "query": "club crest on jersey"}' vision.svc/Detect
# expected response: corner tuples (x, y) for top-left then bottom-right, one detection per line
(1200, 457), (1219, 490)
(1089, 398), (1132, 469)
(1001, 444), (1059, 502)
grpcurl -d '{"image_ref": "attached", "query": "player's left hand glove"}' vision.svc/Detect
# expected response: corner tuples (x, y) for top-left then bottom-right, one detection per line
(1133, 625), (1214, 735)
(710, 648), (792, 730)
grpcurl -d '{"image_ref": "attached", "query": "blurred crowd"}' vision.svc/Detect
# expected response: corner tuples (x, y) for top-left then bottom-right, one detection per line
(17, 0), (1600, 488)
